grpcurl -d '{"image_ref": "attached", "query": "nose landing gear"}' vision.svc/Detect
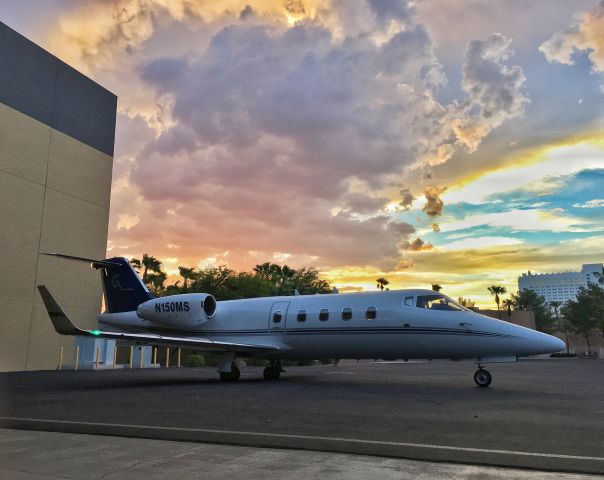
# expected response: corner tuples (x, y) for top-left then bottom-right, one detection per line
(474, 366), (492, 387)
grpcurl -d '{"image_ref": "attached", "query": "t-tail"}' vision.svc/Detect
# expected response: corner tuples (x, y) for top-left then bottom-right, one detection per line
(41, 253), (154, 313)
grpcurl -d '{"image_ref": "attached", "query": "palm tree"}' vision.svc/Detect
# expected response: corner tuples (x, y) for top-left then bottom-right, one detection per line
(130, 258), (142, 273)
(376, 278), (390, 291)
(141, 253), (162, 283)
(253, 262), (279, 279)
(458, 297), (475, 308)
(130, 254), (163, 286)
(487, 285), (507, 319)
(431, 284), (442, 292)
(178, 266), (196, 291)
(146, 271), (167, 296)
(501, 299), (514, 316)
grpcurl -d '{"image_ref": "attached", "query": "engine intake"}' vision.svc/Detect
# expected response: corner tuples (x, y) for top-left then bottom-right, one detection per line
(136, 293), (217, 327)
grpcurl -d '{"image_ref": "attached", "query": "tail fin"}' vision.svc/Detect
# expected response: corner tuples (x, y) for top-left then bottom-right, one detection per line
(100, 257), (154, 313)
(42, 253), (154, 313)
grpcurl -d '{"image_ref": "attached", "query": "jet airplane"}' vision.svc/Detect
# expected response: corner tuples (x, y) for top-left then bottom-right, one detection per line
(38, 253), (565, 387)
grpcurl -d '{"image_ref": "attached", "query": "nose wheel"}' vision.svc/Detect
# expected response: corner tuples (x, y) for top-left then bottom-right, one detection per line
(474, 367), (492, 387)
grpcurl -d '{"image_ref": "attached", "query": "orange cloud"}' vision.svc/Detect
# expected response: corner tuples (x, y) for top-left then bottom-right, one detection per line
(540, 1), (604, 73)
(423, 186), (446, 217)
(403, 237), (434, 251)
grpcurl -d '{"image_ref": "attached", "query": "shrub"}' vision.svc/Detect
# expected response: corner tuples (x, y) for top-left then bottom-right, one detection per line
(188, 354), (206, 367)
(319, 358), (335, 365)
(245, 357), (268, 367)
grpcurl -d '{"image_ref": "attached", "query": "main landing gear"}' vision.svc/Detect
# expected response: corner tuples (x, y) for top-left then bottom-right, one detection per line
(474, 366), (492, 387)
(219, 352), (242, 381)
(218, 354), (284, 382)
(263, 360), (282, 380)
(220, 362), (241, 382)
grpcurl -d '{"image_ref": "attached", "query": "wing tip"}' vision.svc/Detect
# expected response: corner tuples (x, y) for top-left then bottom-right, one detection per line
(37, 285), (81, 336)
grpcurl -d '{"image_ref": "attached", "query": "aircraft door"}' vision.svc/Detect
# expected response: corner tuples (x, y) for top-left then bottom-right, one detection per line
(269, 301), (290, 331)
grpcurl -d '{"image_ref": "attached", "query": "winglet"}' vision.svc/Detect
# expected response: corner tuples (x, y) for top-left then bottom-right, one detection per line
(37, 285), (84, 336)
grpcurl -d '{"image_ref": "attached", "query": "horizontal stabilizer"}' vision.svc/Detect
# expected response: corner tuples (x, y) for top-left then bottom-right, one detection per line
(37, 286), (279, 353)
(40, 252), (122, 269)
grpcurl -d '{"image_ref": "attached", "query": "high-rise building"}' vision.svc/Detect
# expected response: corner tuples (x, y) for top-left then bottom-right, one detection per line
(0, 22), (116, 371)
(518, 264), (603, 304)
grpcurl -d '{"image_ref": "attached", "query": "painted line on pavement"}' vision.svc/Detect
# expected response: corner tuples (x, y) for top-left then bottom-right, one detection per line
(1, 416), (602, 462)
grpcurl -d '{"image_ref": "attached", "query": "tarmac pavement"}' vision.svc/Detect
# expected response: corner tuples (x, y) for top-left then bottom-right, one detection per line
(0, 359), (602, 475)
(1, 428), (600, 480)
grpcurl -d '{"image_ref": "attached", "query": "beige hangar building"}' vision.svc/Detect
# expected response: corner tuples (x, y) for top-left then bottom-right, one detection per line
(0, 22), (116, 371)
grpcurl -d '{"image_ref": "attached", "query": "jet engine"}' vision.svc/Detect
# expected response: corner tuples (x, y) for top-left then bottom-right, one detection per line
(136, 293), (216, 327)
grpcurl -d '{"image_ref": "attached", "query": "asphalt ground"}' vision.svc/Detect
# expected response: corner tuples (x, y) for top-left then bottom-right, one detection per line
(0, 359), (603, 475)
(1, 428), (599, 480)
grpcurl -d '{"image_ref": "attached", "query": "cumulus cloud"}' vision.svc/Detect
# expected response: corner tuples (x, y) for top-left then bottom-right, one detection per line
(423, 186), (446, 217)
(539, 1), (604, 73)
(48, 0), (531, 271)
(340, 193), (389, 215)
(403, 237), (433, 251)
(454, 33), (529, 151)
(284, 0), (306, 16)
(126, 3), (451, 269)
(398, 188), (415, 210)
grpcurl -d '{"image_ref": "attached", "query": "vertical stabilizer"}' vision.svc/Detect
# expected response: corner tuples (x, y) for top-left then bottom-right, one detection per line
(100, 257), (154, 313)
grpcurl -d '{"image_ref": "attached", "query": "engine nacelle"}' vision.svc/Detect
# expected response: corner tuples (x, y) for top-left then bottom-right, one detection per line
(136, 293), (217, 327)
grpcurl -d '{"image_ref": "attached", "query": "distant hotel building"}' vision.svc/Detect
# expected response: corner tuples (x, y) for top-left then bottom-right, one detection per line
(518, 264), (604, 304)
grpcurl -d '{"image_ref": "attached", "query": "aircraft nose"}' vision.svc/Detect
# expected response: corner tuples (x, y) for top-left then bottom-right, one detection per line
(550, 335), (566, 353)
(528, 330), (565, 354)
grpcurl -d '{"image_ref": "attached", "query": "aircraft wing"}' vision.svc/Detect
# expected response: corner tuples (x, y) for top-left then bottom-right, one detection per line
(37, 286), (279, 353)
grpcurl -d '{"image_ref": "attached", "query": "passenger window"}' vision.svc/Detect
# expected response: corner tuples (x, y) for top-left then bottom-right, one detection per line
(297, 309), (307, 322)
(319, 309), (329, 321)
(366, 306), (377, 320)
(342, 307), (352, 320)
(273, 310), (282, 323)
(404, 296), (414, 307)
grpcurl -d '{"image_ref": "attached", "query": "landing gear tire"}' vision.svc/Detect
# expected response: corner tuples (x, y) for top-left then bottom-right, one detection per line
(220, 363), (241, 382)
(474, 368), (492, 388)
(263, 366), (281, 380)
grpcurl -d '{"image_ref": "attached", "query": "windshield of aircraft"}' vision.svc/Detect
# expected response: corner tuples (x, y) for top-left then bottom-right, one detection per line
(416, 294), (466, 311)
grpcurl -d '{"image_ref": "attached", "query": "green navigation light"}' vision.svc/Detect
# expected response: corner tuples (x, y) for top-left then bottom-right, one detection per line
(91, 330), (101, 336)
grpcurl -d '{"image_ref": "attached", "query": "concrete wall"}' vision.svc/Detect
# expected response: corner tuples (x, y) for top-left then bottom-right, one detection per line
(478, 309), (604, 351)
(0, 22), (116, 371)
(478, 309), (536, 330)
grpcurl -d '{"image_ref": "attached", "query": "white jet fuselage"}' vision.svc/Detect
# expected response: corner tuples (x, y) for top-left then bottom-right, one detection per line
(98, 289), (564, 361)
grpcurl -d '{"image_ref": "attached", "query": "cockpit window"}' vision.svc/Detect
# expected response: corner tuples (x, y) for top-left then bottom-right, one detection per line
(416, 295), (465, 311)
(403, 296), (414, 307)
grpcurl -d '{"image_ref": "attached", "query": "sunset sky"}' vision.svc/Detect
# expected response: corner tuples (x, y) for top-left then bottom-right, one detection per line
(3, 0), (604, 306)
